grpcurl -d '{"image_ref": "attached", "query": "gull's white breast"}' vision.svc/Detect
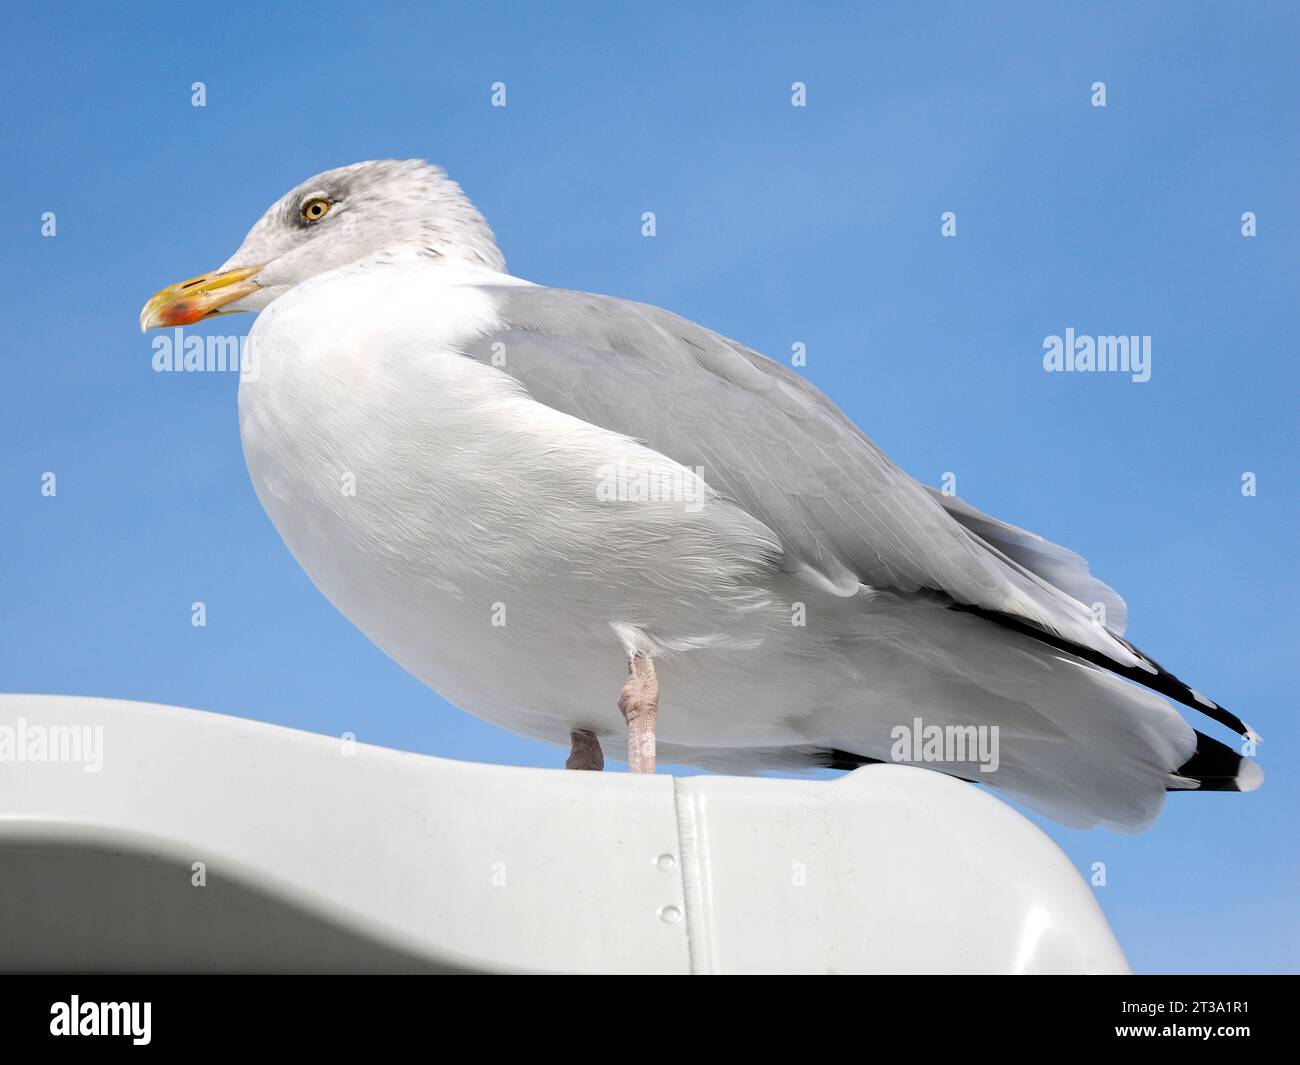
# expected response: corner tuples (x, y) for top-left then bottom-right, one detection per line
(236, 259), (790, 746)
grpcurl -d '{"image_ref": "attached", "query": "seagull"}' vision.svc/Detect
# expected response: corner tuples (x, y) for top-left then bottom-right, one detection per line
(140, 159), (1261, 831)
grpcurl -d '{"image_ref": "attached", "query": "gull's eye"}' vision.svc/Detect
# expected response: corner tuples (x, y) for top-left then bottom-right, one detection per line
(301, 197), (332, 223)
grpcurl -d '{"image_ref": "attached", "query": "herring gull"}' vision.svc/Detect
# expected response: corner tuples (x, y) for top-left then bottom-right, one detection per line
(139, 159), (1261, 831)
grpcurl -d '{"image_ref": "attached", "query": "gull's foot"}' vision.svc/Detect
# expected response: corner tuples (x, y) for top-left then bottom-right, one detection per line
(618, 654), (659, 774)
(565, 728), (605, 771)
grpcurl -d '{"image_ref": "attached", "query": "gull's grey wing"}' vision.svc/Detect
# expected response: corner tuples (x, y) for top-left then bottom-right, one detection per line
(462, 284), (1132, 663)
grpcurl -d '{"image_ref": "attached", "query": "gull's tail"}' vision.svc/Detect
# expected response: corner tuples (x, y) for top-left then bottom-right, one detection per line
(821, 728), (1263, 795)
(776, 594), (1263, 833)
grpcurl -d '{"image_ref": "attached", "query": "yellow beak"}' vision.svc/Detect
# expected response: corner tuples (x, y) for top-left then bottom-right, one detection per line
(139, 264), (264, 332)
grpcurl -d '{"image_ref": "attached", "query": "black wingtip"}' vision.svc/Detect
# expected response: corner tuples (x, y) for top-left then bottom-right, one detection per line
(1108, 632), (1251, 738)
(1169, 731), (1264, 793)
(947, 602), (1251, 739)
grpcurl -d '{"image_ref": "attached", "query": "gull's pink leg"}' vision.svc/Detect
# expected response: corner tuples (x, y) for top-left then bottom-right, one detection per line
(566, 728), (605, 771)
(618, 654), (659, 773)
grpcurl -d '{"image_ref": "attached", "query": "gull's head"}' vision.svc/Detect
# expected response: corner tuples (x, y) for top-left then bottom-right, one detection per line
(139, 160), (504, 331)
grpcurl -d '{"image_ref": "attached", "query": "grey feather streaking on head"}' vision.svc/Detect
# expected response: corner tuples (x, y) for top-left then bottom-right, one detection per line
(139, 159), (1262, 832)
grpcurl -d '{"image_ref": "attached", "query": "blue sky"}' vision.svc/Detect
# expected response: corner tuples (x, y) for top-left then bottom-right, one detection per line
(2, 2), (1296, 973)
